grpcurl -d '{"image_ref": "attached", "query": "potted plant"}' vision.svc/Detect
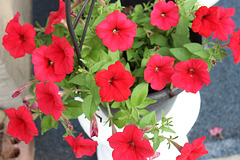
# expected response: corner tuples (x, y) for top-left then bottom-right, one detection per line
(1, 0), (239, 159)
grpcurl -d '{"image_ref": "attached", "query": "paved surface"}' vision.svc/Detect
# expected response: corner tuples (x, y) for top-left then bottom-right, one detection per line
(33, 0), (240, 160)
(187, 0), (240, 159)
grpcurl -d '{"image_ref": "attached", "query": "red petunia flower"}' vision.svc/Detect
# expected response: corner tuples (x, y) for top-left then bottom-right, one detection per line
(192, 6), (219, 37)
(150, 1), (179, 31)
(229, 28), (240, 64)
(176, 137), (208, 160)
(94, 60), (135, 102)
(171, 59), (210, 94)
(107, 125), (154, 160)
(2, 12), (36, 59)
(212, 7), (235, 41)
(45, 0), (66, 34)
(4, 106), (38, 144)
(36, 81), (65, 121)
(144, 55), (175, 91)
(46, 35), (74, 75)
(64, 133), (98, 158)
(95, 10), (137, 52)
(32, 45), (66, 82)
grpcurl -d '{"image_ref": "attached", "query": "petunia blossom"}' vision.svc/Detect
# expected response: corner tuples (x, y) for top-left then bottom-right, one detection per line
(171, 59), (210, 94)
(32, 45), (66, 82)
(144, 55), (175, 91)
(2, 12), (36, 59)
(94, 60), (135, 102)
(176, 137), (208, 160)
(95, 10), (137, 52)
(45, 0), (66, 34)
(107, 125), (154, 160)
(46, 35), (75, 75)
(64, 133), (98, 158)
(4, 106), (38, 144)
(209, 126), (223, 137)
(229, 28), (240, 64)
(192, 6), (219, 37)
(212, 7), (235, 41)
(36, 81), (66, 121)
(150, 0), (180, 31)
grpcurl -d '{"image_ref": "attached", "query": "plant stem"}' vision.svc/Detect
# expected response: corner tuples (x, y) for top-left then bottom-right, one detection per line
(106, 103), (113, 118)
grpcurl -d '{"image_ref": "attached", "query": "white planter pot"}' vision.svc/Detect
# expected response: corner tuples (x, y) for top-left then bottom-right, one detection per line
(78, 91), (201, 160)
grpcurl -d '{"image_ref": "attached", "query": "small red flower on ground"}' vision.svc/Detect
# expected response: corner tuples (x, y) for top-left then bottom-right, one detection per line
(176, 137), (208, 160)
(107, 125), (154, 160)
(209, 126), (223, 136)
(4, 106), (38, 144)
(64, 133), (98, 158)
(212, 7), (235, 41)
(150, 1), (180, 31)
(144, 55), (175, 91)
(192, 6), (219, 37)
(95, 60), (135, 102)
(95, 10), (137, 52)
(46, 35), (75, 75)
(45, 0), (66, 34)
(229, 28), (240, 64)
(36, 81), (66, 121)
(2, 12), (36, 59)
(32, 45), (66, 82)
(171, 59), (210, 94)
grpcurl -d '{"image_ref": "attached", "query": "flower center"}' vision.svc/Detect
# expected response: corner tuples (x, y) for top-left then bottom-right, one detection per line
(161, 13), (165, 17)
(48, 60), (54, 66)
(20, 34), (25, 41)
(189, 69), (195, 77)
(108, 77), (114, 85)
(112, 28), (119, 34)
(155, 67), (160, 72)
(129, 141), (135, 146)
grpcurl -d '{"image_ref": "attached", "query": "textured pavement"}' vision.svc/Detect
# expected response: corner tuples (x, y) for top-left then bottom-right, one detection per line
(33, 0), (240, 160)
(187, 0), (240, 159)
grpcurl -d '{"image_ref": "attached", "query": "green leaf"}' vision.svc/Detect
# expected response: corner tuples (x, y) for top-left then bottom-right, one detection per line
(131, 82), (149, 106)
(183, 43), (210, 59)
(161, 126), (176, 134)
(62, 100), (83, 119)
(108, 50), (120, 61)
(82, 95), (98, 120)
(111, 102), (121, 108)
(136, 27), (146, 38)
(136, 97), (157, 109)
(156, 47), (171, 57)
(150, 34), (168, 47)
(172, 33), (191, 47)
(138, 109), (150, 116)
(132, 41), (145, 48)
(69, 74), (87, 86)
(89, 60), (107, 73)
(184, 0), (197, 10)
(41, 115), (58, 135)
(113, 110), (130, 128)
(169, 48), (192, 61)
(139, 111), (156, 129)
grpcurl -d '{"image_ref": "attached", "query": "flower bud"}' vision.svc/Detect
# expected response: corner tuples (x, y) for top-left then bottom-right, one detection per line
(147, 30), (153, 36)
(12, 80), (36, 98)
(209, 126), (223, 136)
(23, 94), (38, 111)
(142, 125), (154, 133)
(149, 152), (160, 160)
(90, 114), (98, 137)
